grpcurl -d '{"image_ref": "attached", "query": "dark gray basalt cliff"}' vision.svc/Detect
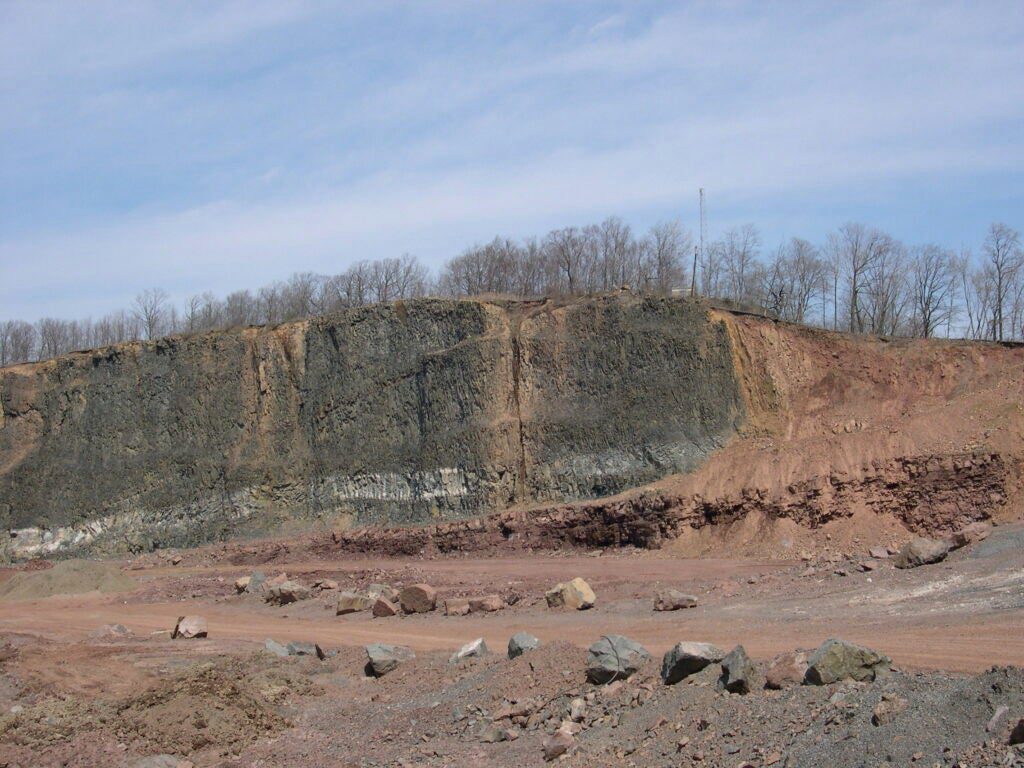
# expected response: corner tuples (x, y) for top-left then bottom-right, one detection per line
(0, 294), (744, 556)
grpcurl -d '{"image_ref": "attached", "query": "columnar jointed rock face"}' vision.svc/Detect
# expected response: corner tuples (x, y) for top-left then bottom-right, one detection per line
(0, 295), (744, 556)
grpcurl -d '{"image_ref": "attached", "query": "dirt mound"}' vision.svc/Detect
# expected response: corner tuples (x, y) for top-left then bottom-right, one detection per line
(114, 660), (290, 755)
(0, 559), (134, 601)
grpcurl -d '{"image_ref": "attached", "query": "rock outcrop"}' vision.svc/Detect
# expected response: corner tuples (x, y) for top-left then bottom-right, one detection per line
(0, 295), (742, 556)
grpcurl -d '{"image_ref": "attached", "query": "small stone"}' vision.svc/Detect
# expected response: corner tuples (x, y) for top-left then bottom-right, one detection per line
(661, 642), (725, 685)
(399, 584), (438, 613)
(987, 705), (1009, 733)
(450, 637), (488, 663)
(871, 693), (909, 725)
(372, 598), (399, 617)
(234, 576), (250, 593)
(1009, 718), (1024, 745)
(545, 577), (596, 610)
(587, 635), (650, 684)
(365, 643), (415, 676)
(508, 632), (541, 659)
(171, 616), (207, 639)
(869, 546), (890, 559)
(542, 726), (574, 761)
(653, 588), (698, 611)
(315, 579), (339, 591)
(569, 698), (586, 722)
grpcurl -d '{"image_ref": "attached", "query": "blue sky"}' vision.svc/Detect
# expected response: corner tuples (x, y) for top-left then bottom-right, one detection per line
(2, 1), (1023, 321)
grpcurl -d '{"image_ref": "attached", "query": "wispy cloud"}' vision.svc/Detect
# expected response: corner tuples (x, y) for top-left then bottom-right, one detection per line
(1, 1), (1022, 320)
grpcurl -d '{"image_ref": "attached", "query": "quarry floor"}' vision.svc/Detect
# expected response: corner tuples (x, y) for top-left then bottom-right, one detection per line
(2, 524), (1024, 673)
(2, 524), (1024, 767)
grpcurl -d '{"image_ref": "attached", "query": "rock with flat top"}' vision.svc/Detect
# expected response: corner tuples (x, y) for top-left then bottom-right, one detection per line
(264, 580), (311, 605)
(469, 594), (504, 613)
(545, 577), (596, 610)
(653, 588), (698, 611)
(264, 638), (289, 657)
(287, 640), (326, 660)
(399, 583), (437, 613)
(804, 638), (890, 684)
(365, 643), (415, 676)
(336, 591), (374, 614)
(508, 632), (540, 659)
(444, 598), (470, 616)
(172, 616), (207, 639)
(661, 641), (725, 684)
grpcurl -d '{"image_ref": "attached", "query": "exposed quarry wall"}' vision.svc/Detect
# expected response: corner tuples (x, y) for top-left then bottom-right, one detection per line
(0, 294), (745, 556)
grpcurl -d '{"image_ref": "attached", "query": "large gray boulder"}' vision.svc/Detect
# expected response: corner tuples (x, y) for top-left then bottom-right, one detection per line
(586, 635), (650, 684)
(893, 537), (950, 568)
(661, 641), (725, 684)
(718, 645), (756, 694)
(365, 643), (415, 676)
(803, 638), (890, 684)
(508, 631), (540, 659)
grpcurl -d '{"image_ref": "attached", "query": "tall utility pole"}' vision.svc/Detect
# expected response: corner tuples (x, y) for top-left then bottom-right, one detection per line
(698, 188), (706, 295)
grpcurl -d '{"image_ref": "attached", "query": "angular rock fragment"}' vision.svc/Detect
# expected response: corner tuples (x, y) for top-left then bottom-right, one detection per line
(542, 725), (574, 761)
(450, 637), (488, 663)
(264, 580), (310, 605)
(1010, 718), (1024, 745)
(765, 650), (808, 689)
(868, 546), (890, 560)
(399, 583), (438, 613)
(508, 631), (540, 659)
(871, 693), (909, 725)
(372, 597), (399, 617)
(587, 635), (650, 684)
(545, 577), (596, 610)
(803, 638), (890, 684)
(950, 521), (992, 549)
(245, 571), (267, 593)
(469, 594), (504, 613)
(367, 583), (400, 602)
(172, 616), (207, 639)
(718, 645), (756, 694)
(653, 588), (698, 611)
(336, 591), (375, 615)
(444, 598), (471, 616)
(893, 537), (950, 568)
(264, 638), (290, 657)
(661, 641), (725, 685)
(234, 576), (250, 593)
(365, 642), (415, 676)
(287, 640), (326, 660)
